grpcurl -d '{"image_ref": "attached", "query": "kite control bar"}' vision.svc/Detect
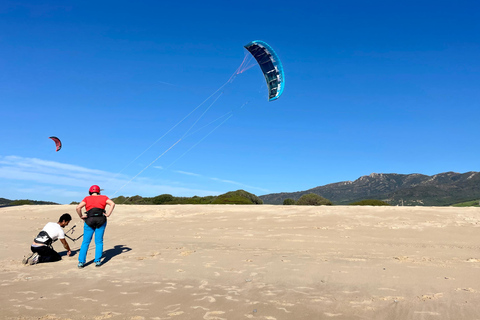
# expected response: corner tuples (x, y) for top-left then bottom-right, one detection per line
(65, 225), (83, 242)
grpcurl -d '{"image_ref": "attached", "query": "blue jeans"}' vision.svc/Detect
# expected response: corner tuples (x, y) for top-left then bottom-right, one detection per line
(78, 221), (107, 263)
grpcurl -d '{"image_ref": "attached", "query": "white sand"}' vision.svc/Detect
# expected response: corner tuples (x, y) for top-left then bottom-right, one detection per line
(1, 204), (480, 319)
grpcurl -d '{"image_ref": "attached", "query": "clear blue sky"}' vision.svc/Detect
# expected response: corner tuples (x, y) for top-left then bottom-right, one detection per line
(1, 0), (479, 204)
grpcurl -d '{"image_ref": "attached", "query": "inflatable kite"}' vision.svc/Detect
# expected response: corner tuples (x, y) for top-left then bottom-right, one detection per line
(49, 136), (62, 152)
(244, 40), (285, 101)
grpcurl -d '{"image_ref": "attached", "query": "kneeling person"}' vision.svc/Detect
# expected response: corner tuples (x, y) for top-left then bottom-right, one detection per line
(23, 213), (73, 265)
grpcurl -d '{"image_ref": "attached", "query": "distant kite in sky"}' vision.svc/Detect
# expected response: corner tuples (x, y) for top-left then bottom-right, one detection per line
(49, 136), (62, 152)
(244, 40), (285, 101)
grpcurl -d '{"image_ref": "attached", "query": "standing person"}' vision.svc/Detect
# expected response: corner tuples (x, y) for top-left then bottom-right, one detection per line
(23, 213), (73, 265)
(76, 185), (115, 268)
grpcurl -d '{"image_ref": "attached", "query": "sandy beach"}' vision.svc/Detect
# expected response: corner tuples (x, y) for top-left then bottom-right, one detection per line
(1, 204), (480, 319)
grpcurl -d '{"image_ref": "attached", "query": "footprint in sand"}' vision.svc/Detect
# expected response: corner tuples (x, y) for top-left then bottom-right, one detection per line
(195, 296), (216, 302)
(269, 301), (295, 307)
(203, 311), (226, 320)
(164, 304), (181, 310)
(191, 306), (210, 311)
(164, 285), (177, 290)
(225, 296), (239, 302)
(12, 305), (28, 310)
(155, 289), (172, 293)
(414, 311), (441, 315)
(94, 312), (121, 319)
(276, 307), (292, 313)
(75, 297), (99, 302)
(418, 293), (443, 300)
(350, 300), (373, 305)
(378, 296), (404, 301)
(378, 288), (396, 292)
(199, 280), (209, 289)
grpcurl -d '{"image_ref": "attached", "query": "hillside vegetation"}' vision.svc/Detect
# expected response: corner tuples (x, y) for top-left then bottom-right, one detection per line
(259, 171), (480, 206)
(112, 190), (263, 205)
(0, 198), (59, 207)
(452, 200), (480, 207)
(349, 199), (391, 206)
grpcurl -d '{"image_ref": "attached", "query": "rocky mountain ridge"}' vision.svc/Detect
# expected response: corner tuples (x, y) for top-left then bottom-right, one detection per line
(259, 171), (480, 206)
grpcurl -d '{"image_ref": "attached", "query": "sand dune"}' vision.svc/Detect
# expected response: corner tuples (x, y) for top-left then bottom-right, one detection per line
(1, 204), (480, 319)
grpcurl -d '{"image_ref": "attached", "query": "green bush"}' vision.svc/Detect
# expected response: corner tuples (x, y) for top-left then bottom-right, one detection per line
(211, 190), (263, 205)
(211, 195), (254, 204)
(186, 196), (216, 204)
(296, 193), (332, 206)
(113, 195), (147, 204)
(349, 199), (391, 206)
(283, 198), (295, 205)
(111, 196), (126, 203)
(152, 194), (174, 204)
(8, 200), (33, 206)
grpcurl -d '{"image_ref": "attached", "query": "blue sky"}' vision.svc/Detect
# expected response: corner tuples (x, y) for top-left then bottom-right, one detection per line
(1, 0), (479, 204)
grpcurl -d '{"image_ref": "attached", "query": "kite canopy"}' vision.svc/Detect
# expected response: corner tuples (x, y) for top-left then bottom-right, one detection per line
(49, 136), (62, 152)
(244, 40), (285, 101)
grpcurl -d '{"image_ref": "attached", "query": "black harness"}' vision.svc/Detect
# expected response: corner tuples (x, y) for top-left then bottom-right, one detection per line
(85, 208), (107, 229)
(33, 230), (54, 247)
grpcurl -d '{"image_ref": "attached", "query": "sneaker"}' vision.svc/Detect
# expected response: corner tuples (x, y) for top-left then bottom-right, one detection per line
(78, 262), (85, 269)
(95, 261), (102, 267)
(22, 252), (35, 265)
(28, 253), (39, 265)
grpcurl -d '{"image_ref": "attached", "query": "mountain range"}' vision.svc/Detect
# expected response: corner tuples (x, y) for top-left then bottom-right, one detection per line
(259, 171), (480, 206)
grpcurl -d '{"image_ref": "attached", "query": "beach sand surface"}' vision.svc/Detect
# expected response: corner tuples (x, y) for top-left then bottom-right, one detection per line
(1, 204), (480, 319)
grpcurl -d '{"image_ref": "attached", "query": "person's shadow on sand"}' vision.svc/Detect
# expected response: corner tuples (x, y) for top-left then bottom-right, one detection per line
(74, 245), (132, 267)
(100, 245), (132, 265)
